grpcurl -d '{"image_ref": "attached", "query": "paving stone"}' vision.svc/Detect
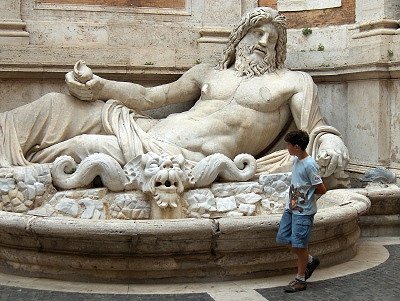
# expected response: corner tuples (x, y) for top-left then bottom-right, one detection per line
(0, 244), (398, 301)
(257, 244), (399, 301)
(0, 289), (214, 301)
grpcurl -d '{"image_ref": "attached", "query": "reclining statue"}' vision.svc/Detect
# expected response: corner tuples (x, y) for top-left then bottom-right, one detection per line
(0, 7), (348, 184)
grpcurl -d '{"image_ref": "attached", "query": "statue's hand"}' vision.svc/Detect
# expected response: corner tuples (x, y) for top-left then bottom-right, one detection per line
(65, 72), (104, 101)
(65, 61), (104, 101)
(316, 134), (349, 177)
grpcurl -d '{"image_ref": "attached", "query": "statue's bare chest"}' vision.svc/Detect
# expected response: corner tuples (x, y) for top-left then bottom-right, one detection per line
(200, 73), (295, 112)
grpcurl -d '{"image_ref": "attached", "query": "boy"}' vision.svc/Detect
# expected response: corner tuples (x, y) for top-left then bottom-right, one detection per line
(276, 130), (327, 293)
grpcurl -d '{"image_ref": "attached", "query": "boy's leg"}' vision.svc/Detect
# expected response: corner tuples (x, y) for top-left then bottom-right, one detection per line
(305, 254), (320, 280)
(292, 247), (309, 277)
(284, 214), (314, 293)
(276, 209), (293, 246)
(293, 213), (320, 280)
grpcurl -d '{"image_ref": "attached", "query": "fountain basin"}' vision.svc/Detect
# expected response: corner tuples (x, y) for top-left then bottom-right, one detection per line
(0, 189), (369, 283)
(351, 184), (400, 237)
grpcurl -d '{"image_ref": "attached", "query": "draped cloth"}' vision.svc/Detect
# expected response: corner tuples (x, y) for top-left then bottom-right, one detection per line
(0, 111), (30, 167)
(0, 95), (106, 167)
(0, 99), (196, 167)
(101, 100), (200, 164)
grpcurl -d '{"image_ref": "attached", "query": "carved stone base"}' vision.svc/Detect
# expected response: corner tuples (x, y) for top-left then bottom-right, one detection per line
(0, 189), (370, 282)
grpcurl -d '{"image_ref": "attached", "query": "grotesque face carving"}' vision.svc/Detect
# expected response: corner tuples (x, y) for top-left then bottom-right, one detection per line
(124, 152), (194, 209)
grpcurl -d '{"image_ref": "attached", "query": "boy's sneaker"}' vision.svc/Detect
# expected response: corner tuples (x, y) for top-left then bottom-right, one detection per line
(305, 257), (320, 280)
(284, 278), (307, 293)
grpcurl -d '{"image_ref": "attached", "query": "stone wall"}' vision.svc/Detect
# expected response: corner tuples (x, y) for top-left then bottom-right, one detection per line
(259, 0), (356, 27)
(0, 0), (399, 178)
(36, 0), (185, 9)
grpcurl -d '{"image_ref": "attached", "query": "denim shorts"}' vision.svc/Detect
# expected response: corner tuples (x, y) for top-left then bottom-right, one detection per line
(276, 209), (315, 248)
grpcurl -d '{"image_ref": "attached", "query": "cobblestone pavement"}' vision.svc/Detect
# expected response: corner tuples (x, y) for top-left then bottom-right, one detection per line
(257, 244), (399, 301)
(0, 242), (398, 301)
(0, 291), (214, 301)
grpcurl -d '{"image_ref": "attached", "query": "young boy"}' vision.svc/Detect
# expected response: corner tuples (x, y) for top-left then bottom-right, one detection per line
(276, 130), (327, 293)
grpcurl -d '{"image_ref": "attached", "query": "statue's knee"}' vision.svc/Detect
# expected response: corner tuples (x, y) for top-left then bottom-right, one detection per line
(39, 92), (74, 106)
(40, 92), (64, 101)
(69, 135), (88, 149)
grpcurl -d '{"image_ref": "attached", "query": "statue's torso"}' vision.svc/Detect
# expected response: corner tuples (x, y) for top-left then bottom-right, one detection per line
(148, 68), (300, 160)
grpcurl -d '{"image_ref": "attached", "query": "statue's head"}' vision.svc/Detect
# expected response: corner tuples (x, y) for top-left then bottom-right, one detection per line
(216, 7), (287, 77)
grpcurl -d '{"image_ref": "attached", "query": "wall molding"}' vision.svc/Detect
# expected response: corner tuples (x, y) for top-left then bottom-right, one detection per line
(352, 19), (400, 39)
(277, 0), (341, 11)
(197, 28), (230, 44)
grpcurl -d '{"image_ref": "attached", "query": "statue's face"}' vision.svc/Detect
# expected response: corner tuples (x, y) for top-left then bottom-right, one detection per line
(238, 22), (278, 63)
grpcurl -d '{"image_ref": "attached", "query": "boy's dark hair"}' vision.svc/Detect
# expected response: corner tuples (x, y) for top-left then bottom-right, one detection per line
(284, 130), (309, 151)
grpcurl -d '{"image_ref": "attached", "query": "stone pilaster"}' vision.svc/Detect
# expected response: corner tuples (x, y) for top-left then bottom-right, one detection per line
(345, 0), (400, 175)
(354, 0), (399, 38)
(356, 0), (400, 23)
(0, 0), (29, 45)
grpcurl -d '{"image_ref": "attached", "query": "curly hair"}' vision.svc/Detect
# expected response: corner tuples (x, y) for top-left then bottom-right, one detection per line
(284, 130), (310, 151)
(216, 7), (287, 71)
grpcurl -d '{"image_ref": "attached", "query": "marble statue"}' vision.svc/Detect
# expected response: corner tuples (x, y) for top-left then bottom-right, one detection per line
(0, 7), (349, 185)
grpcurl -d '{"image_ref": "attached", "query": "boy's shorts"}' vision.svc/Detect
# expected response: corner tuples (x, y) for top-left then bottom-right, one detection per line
(276, 209), (315, 248)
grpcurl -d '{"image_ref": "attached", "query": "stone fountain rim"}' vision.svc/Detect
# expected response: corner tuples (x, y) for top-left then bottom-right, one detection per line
(0, 188), (371, 282)
(0, 188), (371, 235)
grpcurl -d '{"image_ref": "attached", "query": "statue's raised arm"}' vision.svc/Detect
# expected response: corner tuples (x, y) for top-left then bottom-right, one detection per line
(65, 60), (206, 111)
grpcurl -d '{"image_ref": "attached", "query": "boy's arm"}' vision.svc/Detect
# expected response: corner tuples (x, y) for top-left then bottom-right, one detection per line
(315, 182), (327, 195)
(307, 160), (327, 195)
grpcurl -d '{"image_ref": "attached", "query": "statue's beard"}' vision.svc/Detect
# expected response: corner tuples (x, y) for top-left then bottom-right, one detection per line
(234, 44), (276, 78)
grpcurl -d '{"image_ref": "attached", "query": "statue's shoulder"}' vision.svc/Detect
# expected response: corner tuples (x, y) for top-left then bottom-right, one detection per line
(185, 63), (214, 80)
(278, 68), (312, 80)
(188, 63), (214, 73)
(285, 69), (316, 91)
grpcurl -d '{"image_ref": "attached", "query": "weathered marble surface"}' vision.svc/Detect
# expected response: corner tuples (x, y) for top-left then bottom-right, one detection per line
(0, 1), (392, 281)
(1, 157), (280, 220)
(0, 165), (53, 213)
(1, 1), (400, 182)
(0, 188), (370, 282)
(0, 7), (352, 222)
(353, 183), (400, 237)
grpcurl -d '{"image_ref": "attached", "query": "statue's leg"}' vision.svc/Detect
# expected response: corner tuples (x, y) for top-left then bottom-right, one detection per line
(10, 92), (105, 156)
(29, 134), (125, 165)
